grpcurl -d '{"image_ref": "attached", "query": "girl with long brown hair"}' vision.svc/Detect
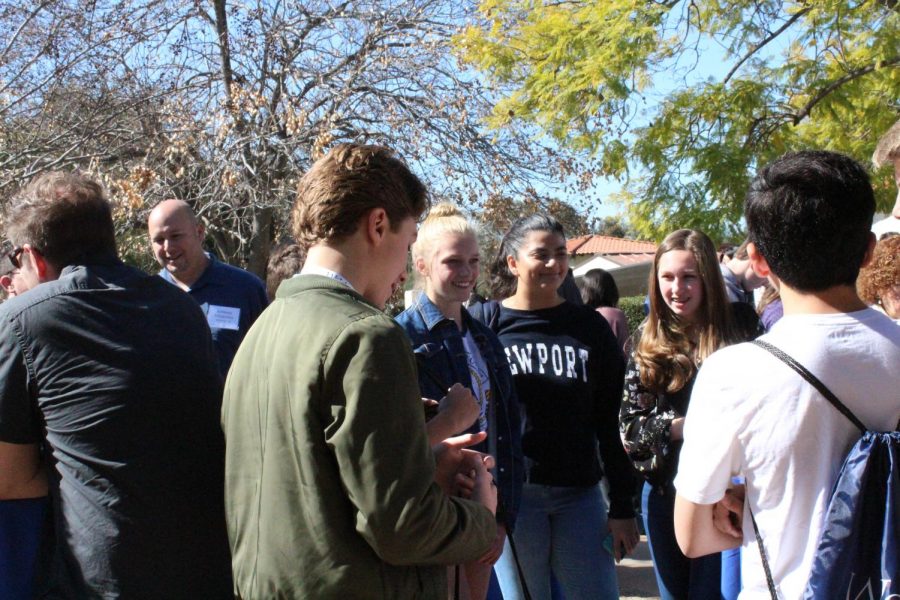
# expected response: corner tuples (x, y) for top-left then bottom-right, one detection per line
(620, 229), (758, 599)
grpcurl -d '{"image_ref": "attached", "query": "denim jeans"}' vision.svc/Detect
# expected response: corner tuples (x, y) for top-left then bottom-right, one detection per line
(642, 482), (738, 600)
(720, 547), (741, 600)
(495, 483), (619, 600)
(0, 497), (47, 600)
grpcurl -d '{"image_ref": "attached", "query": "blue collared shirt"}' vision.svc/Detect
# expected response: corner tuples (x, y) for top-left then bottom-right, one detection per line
(159, 253), (268, 375)
(720, 263), (755, 305)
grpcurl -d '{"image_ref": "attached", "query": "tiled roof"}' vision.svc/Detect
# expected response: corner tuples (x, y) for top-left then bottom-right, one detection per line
(567, 234), (658, 256)
(605, 253), (657, 266)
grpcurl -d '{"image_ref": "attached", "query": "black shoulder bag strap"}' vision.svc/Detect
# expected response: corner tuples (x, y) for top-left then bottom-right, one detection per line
(752, 340), (865, 432)
(748, 340), (867, 600)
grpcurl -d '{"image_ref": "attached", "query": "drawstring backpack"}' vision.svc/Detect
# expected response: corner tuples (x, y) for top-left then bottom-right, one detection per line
(750, 340), (900, 600)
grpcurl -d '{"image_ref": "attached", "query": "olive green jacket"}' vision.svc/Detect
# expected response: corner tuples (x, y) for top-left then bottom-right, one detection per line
(222, 275), (495, 599)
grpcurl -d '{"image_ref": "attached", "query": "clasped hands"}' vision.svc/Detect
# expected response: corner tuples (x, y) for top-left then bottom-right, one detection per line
(713, 484), (746, 540)
(429, 384), (497, 516)
(433, 430), (497, 509)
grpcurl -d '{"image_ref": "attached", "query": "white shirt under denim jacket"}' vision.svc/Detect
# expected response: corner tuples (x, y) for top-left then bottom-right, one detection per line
(395, 293), (525, 531)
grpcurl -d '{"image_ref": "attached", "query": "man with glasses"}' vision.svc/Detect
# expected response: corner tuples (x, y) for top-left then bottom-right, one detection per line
(0, 172), (232, 597)
(0, 247), (26, 299)
(0, 243), (45, 600)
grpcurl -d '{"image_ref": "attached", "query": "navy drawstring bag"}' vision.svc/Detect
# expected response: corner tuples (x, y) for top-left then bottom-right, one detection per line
(750, 341), (900, 600)
(803, 431), (900, 599)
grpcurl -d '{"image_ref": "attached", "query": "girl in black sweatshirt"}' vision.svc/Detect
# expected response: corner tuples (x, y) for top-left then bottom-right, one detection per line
(474, 214), (638, 600)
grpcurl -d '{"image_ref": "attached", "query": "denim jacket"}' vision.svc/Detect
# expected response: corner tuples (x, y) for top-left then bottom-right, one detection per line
(396, 294), (524, 531)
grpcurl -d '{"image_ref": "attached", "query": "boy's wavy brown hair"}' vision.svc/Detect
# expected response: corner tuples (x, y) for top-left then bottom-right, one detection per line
(292, 144), (428, 247)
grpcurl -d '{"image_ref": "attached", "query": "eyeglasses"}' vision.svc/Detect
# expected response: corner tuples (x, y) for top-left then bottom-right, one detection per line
(7, 247), (23, 269)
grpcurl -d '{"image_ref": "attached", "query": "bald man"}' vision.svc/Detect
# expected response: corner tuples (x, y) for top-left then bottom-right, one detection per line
(148, 200), (268, 375)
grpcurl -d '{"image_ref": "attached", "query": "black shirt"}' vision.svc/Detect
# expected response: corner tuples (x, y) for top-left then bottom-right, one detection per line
(0, 258), (232, 598)
(488, 301), (635, 518)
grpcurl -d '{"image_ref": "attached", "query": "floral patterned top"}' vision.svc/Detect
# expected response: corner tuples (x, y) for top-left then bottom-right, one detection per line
(618, 327), (695, 488)
(619, 305), (761, 487)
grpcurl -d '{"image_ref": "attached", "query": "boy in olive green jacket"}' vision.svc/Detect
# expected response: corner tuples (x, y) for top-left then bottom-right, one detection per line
(222, 144), (497, 599)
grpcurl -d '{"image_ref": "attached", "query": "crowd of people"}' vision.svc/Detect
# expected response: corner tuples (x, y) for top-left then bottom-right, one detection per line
(0, 124), (897, 600)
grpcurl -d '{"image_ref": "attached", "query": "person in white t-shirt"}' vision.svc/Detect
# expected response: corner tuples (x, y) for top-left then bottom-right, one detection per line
(672, 150), (900, 600)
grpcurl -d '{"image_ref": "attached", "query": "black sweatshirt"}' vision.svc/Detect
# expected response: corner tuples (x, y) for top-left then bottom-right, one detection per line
(487, 301), (635, 519)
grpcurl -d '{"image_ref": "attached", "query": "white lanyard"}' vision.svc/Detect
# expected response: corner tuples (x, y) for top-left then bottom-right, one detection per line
(297, 266), (355, 291)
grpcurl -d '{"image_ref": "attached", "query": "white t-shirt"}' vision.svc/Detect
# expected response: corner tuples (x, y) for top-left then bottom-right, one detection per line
(461, 330), (491, 433)
(674, 308), (900, 600)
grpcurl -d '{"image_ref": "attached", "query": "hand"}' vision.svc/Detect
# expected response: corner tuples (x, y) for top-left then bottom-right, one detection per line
(713, 485), (745, 539)
(670, 417), (685, 441)
(425, 385), (480, 446)
(439, 383), (479, 434)
(432, 431), (488, 495)
(454, 451), (498, 499)
(469, 453), (498, 516)
(608, 518), (639, 562)
(422, 398), (439, 421)
(478, 523), (507, 565)
(455, 467), (476, 499)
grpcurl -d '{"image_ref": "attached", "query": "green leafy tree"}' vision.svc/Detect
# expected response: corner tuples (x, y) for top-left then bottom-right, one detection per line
(457, 0), (900, 240)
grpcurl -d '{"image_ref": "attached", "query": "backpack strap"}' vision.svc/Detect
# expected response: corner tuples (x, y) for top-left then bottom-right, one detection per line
(751, 340), (865, 433)
(748, 504), (779, 600)
(748, 339), (868, 599)
(487, 301), (501, 330)
(507, 530), (535, 600)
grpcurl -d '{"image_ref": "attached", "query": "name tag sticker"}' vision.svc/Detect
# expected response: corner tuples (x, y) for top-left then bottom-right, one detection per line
(207, 305), (241, 331)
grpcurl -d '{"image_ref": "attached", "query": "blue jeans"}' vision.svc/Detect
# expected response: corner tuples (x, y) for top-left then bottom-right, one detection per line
(642, 482), (738, 600)
(495, 483), (618, 600)
(720, 547), (741, 600)
(0, 497), (47, 600)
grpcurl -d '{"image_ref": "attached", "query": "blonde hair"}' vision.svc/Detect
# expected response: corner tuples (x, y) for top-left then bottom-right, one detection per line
(411, 203), (478, 289)
(636, 229), (740, 393)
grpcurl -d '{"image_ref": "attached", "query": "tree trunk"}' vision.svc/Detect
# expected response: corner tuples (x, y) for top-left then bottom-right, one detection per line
(246, 206), (274, 279)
